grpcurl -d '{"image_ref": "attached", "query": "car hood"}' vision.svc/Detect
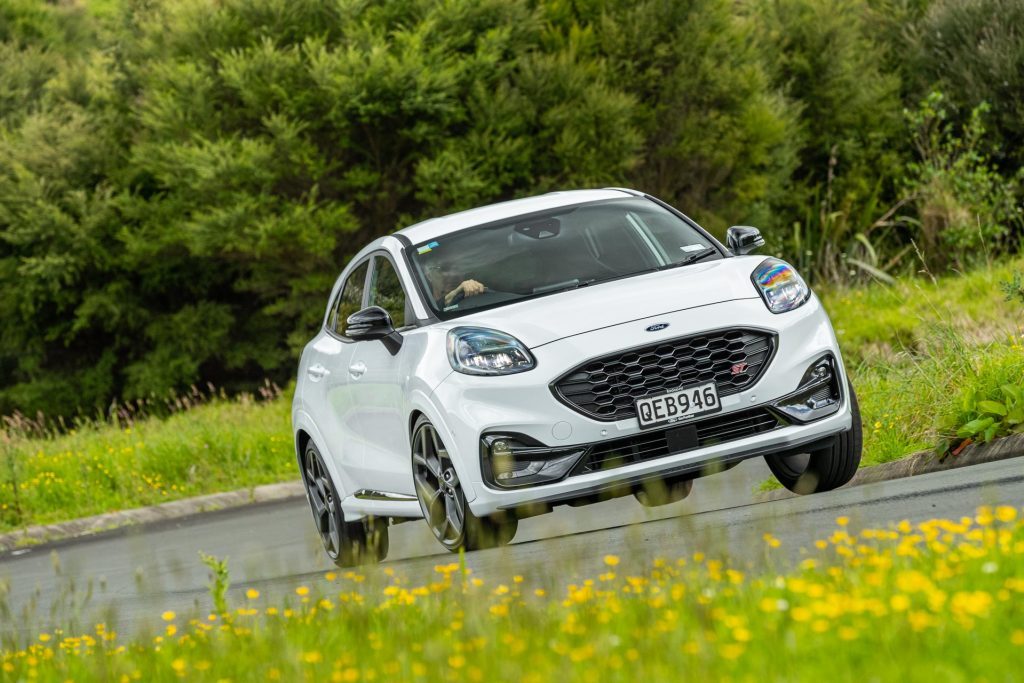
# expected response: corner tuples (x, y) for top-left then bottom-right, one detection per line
(455, 255), (766, 348)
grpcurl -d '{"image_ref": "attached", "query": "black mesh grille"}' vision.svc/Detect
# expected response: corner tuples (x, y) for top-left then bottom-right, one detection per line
(553, 329), (775, 421)
(579, 407), (781, 473)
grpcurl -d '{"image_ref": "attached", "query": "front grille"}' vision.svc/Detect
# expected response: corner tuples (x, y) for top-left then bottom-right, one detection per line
(578, 407), (781, 474)
(552, 328), (775, 421)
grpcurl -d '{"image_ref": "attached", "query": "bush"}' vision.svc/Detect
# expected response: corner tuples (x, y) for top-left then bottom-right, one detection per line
(903, 92), (1023, 268)
(908, 0), (1024, 169)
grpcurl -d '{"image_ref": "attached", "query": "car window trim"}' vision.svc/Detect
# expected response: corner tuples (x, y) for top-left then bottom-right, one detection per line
(324, 256), (373, 343)
(366, 251), (418, 333)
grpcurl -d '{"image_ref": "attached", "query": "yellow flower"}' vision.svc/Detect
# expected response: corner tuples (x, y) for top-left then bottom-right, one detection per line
(161, 611), (176, 622)
(171, 659), (186, 673)
(295, 586), (310, 597)
(996, 506), (1018, 523)
(1011, 630), (1024, 646)
(890, 594), (911, 612)
(302, 651), (322, 664)
(719, 643), (745, 660)
(246, 589), (260, 600)
(38, 633), (51, 642)
(604, 554), (620, 567)
(325, 572), (337, 582)
(448, 654), (466, 669)
(836, 516), (849, 527)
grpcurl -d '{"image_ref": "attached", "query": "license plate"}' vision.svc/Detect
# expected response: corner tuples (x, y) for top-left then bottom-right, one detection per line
(635, 382), (721, 429)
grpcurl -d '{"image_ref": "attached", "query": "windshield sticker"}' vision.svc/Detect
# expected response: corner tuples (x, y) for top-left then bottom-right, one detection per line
(680, 244), (705, 252)
(417, 241), (440, 255)
(443, 304), (459, 311)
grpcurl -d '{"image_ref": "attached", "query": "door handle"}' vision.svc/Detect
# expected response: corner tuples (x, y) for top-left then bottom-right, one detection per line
(348, 361), (367, 379)
(307, 363), (330, 382)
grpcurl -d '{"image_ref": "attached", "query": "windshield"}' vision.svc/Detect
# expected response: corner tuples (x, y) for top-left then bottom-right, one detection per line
(408, 197), (722, 318)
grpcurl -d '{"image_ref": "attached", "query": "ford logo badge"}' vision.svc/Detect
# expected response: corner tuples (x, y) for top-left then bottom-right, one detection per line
(645, 323), (670, 332)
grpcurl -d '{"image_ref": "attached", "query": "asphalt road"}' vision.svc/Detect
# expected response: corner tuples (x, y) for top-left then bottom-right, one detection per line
(1, 456), (1021, 640)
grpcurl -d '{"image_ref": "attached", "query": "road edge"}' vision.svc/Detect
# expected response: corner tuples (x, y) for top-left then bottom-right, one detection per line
(754, 432), (1024, 502)
(3, 433), (1022, 554)
(0, 481), (305, 554)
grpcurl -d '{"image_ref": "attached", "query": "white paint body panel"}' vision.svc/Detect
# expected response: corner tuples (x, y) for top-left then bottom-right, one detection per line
(292, 190), (853, 523)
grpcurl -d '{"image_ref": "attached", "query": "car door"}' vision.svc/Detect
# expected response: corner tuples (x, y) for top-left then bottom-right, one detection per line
(346, 252), (417, 494)
(303, 259), (370, 487)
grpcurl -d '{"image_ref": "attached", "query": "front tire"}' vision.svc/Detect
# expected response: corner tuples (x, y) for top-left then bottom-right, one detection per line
(411, 416), (517, 552)
(301, 441), (389, 567)
(764, 383), (863, 494)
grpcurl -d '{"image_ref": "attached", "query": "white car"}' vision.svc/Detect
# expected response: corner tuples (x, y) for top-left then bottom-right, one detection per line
(292, 188), (861, 565)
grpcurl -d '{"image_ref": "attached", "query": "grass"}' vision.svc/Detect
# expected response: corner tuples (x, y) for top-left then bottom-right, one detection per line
(1, 258), (1022, 531)
(822, 257), (1024, 468)
(2, 505), (1023, 680)
(0, 388), (294, 534)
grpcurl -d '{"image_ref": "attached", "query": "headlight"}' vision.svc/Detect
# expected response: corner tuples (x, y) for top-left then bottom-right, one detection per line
(447, 327), (536, 375)
(752, 258), (810, 313)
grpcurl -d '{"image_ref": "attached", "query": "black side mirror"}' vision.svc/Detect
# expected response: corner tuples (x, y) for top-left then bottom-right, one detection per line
(345, 306), (403, 354)
(726, 226), (765, 255)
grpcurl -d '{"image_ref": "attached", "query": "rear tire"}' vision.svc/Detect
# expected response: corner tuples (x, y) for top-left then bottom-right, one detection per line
(634, 476), (693, 507)
(301, 441), (389, 567)
(764, 382), (863, 494)
(411, 415), (518, 552)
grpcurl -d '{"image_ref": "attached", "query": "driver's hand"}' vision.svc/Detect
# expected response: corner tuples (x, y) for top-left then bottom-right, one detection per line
(460, 279), (486, 297)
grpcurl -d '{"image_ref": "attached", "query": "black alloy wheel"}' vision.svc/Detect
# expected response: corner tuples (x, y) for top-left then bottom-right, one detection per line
(411, 416), (517, 552)
(764, 382), (863, 494)
(302, 441), (388, 567)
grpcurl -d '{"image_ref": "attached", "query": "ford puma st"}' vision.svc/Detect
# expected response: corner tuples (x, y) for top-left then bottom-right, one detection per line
(292, 188), (861, 565)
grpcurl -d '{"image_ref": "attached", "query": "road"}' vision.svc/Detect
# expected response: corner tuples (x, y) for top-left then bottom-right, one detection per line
(1, 456), (1021, 640)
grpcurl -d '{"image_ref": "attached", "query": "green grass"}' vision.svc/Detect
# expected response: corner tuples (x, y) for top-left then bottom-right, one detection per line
(3, 506), (1024, 681)
(822, 257), (1024, 469)
(0, 393), (294, 534)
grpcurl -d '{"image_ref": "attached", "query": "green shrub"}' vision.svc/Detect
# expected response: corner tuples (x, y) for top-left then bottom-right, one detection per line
(903, 92), (1023, 268)
(907, 0), (1024, 169)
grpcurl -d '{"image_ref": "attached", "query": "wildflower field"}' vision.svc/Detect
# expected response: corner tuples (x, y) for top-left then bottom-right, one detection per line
(2, 506), (1023, 681)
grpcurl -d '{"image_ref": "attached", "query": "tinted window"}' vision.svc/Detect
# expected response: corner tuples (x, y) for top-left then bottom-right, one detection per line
(367, 256), (408, 328)
(330, 260), (369, 334)
(409, 198), (718, 318)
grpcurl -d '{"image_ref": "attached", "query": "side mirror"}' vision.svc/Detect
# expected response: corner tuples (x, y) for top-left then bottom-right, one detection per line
(726, 226), (765, 255)
(345, 306), (403, 354)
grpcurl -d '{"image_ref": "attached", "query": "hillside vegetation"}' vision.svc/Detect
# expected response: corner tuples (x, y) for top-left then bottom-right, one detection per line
(0, 0), (1022, 418)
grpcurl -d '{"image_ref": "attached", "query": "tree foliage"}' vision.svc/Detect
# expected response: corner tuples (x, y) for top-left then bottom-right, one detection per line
(0, 0), (1021, 418)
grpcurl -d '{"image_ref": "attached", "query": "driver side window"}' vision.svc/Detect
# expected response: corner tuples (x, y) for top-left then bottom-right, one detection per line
(330, 260), (369, 335)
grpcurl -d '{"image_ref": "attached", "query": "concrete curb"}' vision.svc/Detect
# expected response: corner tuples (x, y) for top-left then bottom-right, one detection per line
(754, 432), (1024, 503)
(2, 433), (1021, 554)
(0, 481), (305, 553)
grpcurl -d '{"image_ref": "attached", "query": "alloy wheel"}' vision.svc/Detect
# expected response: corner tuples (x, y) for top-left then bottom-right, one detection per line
(302, 445), (343, 559)
(412, 422), (466, 548)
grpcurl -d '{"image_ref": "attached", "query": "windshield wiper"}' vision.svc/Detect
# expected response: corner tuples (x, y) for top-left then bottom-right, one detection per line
(532, 278), (597, 295)
(657, 247), (719, 271)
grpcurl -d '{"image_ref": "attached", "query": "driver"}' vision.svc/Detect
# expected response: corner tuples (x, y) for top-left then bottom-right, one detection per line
(424, 262), (487, 307)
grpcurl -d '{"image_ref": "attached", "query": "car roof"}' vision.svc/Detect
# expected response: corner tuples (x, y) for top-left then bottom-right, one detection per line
(393, 188), (638, 245)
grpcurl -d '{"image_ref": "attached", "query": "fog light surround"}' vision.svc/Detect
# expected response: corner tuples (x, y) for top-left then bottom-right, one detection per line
(481, 434), (586, 489)
(770, 355), (842, 424)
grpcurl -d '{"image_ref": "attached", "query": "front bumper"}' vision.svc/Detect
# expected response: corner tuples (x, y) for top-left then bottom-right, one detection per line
(430, 295), (852, 517)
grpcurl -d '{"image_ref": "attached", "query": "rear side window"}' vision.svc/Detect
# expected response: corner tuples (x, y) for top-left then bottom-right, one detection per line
(367, 256), (409, 328)
(329, 260), (369, 334)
